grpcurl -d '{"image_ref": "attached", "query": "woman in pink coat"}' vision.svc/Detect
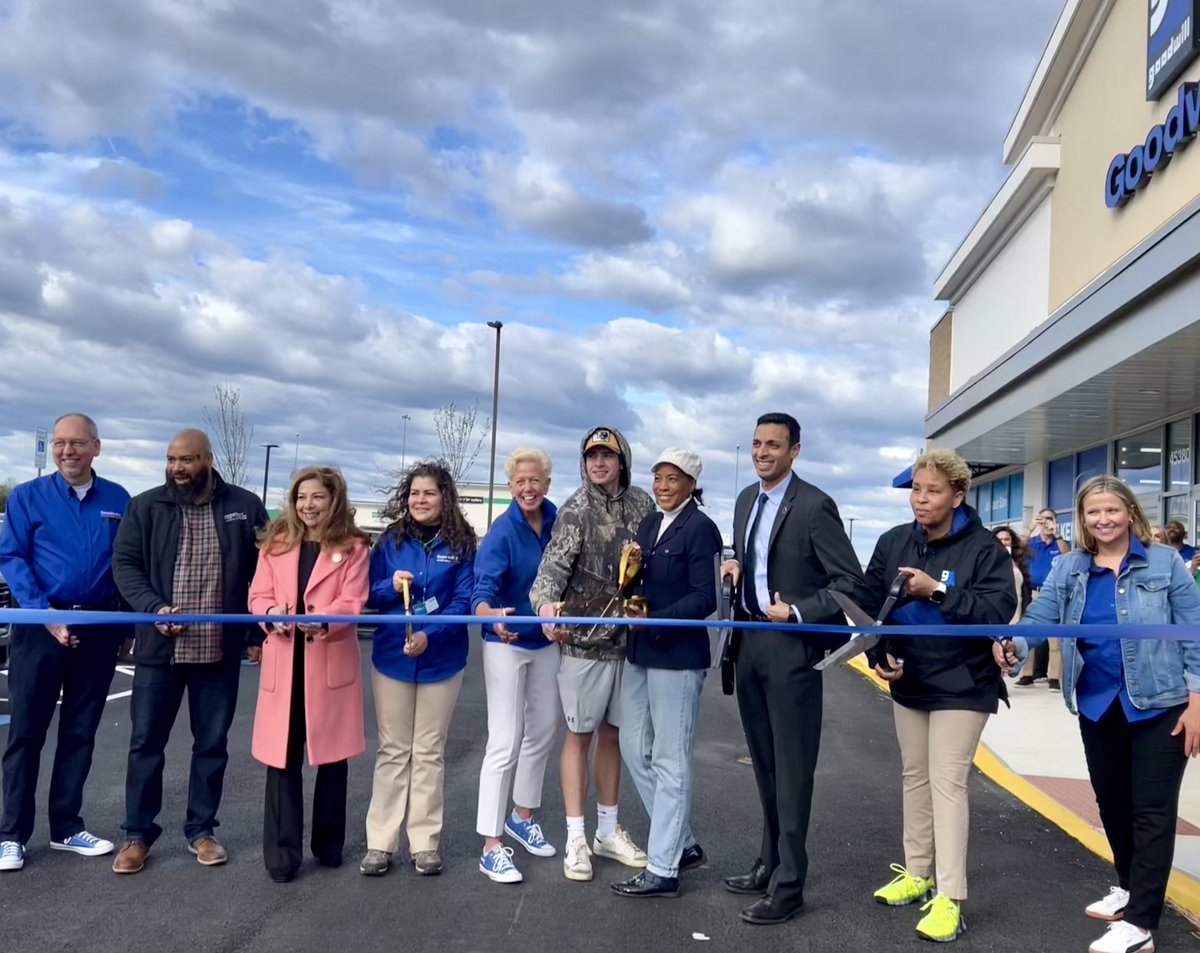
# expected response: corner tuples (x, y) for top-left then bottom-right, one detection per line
(248, 466), (370, 882)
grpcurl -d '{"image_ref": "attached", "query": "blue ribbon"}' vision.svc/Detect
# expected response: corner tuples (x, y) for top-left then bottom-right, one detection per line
(0, 608), (1196, 641)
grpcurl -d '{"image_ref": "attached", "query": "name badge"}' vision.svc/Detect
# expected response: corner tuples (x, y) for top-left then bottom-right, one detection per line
(412, 596), (440, 616)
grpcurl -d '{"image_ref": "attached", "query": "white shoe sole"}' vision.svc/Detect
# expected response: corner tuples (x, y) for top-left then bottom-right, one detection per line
(563, 864), (594, 882)
(51, 840), (114, 857)
(0, 859), (24, 871)
(479, 862), (523, 884)
(1085, 908), (1126, 922)
(592, 840), (648, 868)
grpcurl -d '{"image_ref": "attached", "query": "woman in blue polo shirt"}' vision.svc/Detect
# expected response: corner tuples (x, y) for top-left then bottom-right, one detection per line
(472, 449), (558, 884)
(1018, 476), (1200, 953)
(359, 461), (475, 879)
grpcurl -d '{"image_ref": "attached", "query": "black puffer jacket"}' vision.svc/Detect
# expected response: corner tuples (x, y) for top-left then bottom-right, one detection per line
(864, 505), (1017, 713)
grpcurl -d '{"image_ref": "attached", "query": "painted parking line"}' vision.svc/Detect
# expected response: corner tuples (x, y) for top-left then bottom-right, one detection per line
(0, 666), (135, 724)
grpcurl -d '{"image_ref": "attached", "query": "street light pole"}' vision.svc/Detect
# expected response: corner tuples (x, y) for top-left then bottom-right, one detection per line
(292, 432), (300, 475)
(846, 517), (856, 542)
(261, 443), (280, 505)
(485, 321), (504, 529)
(733, 444), (741, 501)
(400, 414), (411, 470)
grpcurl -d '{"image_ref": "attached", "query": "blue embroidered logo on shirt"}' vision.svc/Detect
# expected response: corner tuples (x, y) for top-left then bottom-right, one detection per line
(940, 570), (957, 586)
(100, 511), (123, 520)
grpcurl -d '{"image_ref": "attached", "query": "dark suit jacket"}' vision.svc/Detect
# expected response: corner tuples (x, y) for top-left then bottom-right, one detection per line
(626, 500), (722, 670)
(730, 472), (865, 662)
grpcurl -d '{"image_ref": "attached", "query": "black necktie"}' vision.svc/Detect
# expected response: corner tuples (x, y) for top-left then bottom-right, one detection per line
(742, 492), (770, 617)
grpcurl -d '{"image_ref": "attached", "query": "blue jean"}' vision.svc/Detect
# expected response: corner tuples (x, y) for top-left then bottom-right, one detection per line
(619, 662), (705, 877)
(122, 659), (241, 846)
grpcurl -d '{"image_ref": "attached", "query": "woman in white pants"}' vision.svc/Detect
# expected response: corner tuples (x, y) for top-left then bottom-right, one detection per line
(474, 450), (561, 883)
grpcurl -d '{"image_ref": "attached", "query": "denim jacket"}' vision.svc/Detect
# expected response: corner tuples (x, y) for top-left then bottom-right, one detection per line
(1017, 541), (1200, 714)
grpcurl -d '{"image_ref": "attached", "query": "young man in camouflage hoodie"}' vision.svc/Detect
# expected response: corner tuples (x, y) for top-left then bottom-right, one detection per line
(531, 426), (655, 882)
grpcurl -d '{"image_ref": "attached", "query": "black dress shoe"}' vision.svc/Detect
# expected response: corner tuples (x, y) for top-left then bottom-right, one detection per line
(740, 895), (803, 926)
(724, 860), (771, 895)
(611, 871), (680, 898)
(679, 843), (705, 872)
(268, 868), (296, 884)
(315, 853), (343, 868)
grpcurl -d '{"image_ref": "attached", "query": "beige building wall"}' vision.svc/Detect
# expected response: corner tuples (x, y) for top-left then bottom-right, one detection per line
(928, 310), (953, 412)
(1049, 0), (1200, 311)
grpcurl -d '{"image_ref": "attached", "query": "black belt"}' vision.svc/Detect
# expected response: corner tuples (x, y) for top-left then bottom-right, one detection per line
(48, 598), (121, 612)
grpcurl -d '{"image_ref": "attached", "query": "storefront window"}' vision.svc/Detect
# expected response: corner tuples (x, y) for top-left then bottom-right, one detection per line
(1116, 428), (1163, 495)
(1008, 472), (1024, 521)
(1077, 444), (1108, 485)
(977, 481), (992, 523)
(1168, 419), (1191, 490)
(991, 478), (1009, 523)
(1048, 456), (1075, 512)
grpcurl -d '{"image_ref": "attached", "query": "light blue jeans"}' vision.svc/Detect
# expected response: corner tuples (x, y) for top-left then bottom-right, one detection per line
(619, 662), (706, 878)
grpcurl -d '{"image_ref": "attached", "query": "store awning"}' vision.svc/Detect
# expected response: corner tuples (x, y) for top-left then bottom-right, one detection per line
(892, 465), (914, 489)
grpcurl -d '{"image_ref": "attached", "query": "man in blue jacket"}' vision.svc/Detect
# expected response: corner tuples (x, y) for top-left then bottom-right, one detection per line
(0, 413), (130, 872)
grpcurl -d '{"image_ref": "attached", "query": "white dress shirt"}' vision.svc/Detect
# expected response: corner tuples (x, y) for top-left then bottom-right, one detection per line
(742, 476), (792, 616)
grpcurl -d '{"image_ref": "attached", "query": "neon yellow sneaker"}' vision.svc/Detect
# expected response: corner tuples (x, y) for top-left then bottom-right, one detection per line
(873, 863), (936, 906)
(916, 893), (965, 943)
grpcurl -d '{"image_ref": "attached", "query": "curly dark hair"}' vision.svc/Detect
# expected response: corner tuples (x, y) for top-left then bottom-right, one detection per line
(992, 525), (1032, 612)
(380, 459), (477, 559)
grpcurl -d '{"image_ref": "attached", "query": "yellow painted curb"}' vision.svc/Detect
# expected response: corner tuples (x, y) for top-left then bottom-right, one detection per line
(846, 656), (1200, 924)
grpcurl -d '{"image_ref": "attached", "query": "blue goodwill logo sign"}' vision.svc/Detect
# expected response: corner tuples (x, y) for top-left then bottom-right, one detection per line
(1148, 0), (1200, 100)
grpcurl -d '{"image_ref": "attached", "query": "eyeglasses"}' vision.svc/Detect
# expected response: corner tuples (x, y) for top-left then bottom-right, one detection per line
(51, 439), (95, 450)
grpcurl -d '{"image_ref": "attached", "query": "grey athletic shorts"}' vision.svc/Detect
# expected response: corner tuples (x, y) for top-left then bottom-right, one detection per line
(557, 654), (623, 734)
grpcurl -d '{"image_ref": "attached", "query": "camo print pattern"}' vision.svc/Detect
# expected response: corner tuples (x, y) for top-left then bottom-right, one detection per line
(530, 427), (655, 660)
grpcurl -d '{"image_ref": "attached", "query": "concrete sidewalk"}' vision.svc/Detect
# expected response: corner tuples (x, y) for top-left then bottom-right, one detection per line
(851, 658), (1200, 923)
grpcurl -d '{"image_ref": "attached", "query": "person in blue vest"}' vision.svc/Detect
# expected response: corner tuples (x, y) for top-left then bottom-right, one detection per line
(1014, 476), (1200, 953)
(611, 448), (721, 900)
(360, 460), (475, 878)
(0, 413), (130, 872)
(472, 449), (559, 884)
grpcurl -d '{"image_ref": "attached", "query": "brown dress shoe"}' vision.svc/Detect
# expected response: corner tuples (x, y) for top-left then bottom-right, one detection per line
(112, 840), (149, 875)
(188, 836), (228, 866)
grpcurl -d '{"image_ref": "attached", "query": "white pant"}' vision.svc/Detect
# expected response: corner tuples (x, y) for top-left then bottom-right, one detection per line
(475, 641), (561, 837)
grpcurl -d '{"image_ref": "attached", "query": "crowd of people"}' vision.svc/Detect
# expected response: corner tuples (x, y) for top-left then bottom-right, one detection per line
(0, 412), (1198, 953)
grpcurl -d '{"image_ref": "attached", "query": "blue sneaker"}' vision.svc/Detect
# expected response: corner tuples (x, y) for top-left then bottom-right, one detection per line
(50, 831), (114, 857)
(479, 844), (523, 883)
(0, 841), (25, 871)
(504, 812), (556, 857)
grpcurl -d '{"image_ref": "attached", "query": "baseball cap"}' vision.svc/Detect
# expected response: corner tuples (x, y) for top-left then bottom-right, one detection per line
(584, 427), (622, 455)
(652, 448), (702, 482)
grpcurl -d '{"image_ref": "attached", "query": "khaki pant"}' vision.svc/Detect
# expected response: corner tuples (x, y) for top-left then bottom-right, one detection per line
(892, 704), (990, 900)
(365, 668), (463, 854)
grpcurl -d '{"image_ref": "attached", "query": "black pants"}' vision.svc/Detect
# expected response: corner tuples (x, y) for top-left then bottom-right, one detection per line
(123, 658), (241, 846)
(263, 634), (347, 878)
(1079, 700), (1188, 931)
(734, 632), (822, 906)
(0, 623), (122, 843)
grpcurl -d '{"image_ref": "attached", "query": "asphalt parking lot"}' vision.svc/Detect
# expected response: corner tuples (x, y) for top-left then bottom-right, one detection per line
(1, 640), (1197, 953)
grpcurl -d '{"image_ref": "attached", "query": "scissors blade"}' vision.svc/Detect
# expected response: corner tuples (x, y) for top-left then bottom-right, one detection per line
(814, 588), (887, 671)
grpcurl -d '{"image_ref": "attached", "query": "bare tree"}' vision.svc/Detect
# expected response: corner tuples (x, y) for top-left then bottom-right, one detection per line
(202, 384), (254, 486)
(432, 400), (490, 483)
(0, 478), (16, 512)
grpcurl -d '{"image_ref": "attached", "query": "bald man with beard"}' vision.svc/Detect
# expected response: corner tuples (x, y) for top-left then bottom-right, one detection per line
(111, 430), (268, 874)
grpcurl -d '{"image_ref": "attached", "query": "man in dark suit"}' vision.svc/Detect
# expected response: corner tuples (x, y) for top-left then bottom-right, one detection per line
(720, 412), (865, 925)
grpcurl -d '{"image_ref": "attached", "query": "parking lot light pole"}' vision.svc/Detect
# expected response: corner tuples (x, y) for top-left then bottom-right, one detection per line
(486, 321), (503, 529)
(261, 443), (280, 505)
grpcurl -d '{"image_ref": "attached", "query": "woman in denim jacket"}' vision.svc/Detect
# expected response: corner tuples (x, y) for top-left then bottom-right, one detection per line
(1016, 476), (1200, 953)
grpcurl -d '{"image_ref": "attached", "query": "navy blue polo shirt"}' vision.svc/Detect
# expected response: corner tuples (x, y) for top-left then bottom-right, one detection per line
(0, 471), (130, 610)
(1026, 533), (1063, 589)
(1075, 537), (1163, 724)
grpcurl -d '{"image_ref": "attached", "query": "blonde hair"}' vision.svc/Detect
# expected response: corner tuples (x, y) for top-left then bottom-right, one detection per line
(505, 448), (552, 481)
(258, 466), (369, 555)
(1073, 475), (1153, 554)
(911, 448), (972, 495)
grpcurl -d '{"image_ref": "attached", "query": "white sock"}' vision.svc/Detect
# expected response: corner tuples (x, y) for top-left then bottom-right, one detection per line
(566, 815), (586, 845)
(597, 803), (618, 839)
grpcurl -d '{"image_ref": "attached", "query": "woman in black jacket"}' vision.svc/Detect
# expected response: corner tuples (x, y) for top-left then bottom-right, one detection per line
(610, 449), (721, 900)
(865, 449), (1016, 943)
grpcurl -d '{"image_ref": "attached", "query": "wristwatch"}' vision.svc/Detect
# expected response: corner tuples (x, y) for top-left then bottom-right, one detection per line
(929, 583), (948, 605)
(788, 606), (800, 624)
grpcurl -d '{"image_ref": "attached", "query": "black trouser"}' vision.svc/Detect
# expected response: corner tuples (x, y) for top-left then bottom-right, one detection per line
(734, 631), (823, 907)
(263, 634), (347, 877)
(123, 658), (241, 846)
(1079, 699), (1188, 931)
(0, 622), (122, 843)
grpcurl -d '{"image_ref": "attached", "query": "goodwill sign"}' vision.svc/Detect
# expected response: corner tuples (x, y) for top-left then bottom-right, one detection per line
(1148, 0), (1200, 100)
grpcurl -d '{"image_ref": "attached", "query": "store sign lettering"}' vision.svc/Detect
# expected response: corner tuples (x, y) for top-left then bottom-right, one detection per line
(1105, 82), (1200, 207)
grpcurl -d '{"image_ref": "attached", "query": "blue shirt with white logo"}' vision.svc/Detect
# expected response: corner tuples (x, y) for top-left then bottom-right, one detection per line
(1026, 533), (1063, 589)
(0, 471), (130, 610)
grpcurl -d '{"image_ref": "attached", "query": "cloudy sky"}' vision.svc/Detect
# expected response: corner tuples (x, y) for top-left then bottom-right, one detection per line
(0, 0), (1061, 559)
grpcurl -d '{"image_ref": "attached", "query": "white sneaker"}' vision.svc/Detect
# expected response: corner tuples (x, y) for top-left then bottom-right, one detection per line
(50, 831), (114, 857)
(593, 826), (648, 868)
(0, 841), (25, 871)
(1086, 885), (1130, 921)
(562, 835), (593, 882)
(1088, 921), (1154, 953)
(479, 844), (523, 884)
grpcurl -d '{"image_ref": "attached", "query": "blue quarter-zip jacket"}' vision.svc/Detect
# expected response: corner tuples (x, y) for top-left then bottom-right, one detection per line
(0, 471), (130, 609)
(369, 532), (475, 683)
(472, 499), (557, 650)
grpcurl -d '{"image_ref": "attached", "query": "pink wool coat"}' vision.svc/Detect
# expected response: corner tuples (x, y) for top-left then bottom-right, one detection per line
(248, 539), (370, 769)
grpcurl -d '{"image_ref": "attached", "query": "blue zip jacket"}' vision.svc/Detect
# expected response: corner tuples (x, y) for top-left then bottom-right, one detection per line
(472, 499), (557, 650)
(1018, 541), (1200, 714)
(369, 532), (475, 683)
(0, 471), (130, 609)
